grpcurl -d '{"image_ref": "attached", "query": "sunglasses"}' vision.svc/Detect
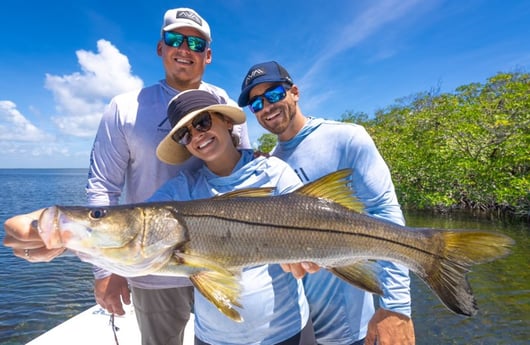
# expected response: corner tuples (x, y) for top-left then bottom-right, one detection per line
(172, 112), (213, 146)
(248, 84), (289, 113)
(163, 31), (207, 53)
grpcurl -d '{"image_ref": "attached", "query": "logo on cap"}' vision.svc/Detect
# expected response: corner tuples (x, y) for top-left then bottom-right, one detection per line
(244, 68), (266, 87)
(176, 10), (202, 26)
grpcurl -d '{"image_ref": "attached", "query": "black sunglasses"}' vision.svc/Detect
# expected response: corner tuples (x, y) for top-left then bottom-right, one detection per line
(172, 112), (213, 145)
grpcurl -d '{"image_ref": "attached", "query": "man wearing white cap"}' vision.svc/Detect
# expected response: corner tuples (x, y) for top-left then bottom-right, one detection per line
(86, 7), (250, 345)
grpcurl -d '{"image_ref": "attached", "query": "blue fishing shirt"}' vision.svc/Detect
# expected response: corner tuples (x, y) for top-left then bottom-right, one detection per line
(272, 117), (411, 344)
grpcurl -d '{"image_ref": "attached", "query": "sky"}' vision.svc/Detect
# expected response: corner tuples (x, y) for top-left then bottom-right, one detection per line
(1, 0), (529, 168)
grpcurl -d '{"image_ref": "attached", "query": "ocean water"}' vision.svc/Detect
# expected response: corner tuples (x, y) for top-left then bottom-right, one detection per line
(0, 169), (95, 344)
(0, 169), (528, 344)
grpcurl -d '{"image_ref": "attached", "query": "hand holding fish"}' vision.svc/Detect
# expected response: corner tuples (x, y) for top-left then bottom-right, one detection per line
(3, 209), (66, 262)
(365, 308), (415, 345)
(280, 262), (320, 279)
(94, 274), (131, 316)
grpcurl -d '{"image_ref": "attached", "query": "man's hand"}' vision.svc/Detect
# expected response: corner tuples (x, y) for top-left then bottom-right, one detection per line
(94, 274), (131, 316)
(365, 308), (415, 345)
(280, 262), (320, 279)
(3, 209), (65, 262)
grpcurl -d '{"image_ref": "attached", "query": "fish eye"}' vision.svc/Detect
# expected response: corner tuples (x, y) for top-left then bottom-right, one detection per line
(89, 208), (107, 219)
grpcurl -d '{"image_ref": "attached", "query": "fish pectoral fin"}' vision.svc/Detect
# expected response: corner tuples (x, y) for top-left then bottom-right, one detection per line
(215, 187), (275, 198)
(191, 270), (243, 323)
(295, 169), (365, 213)
(329, 261), (383, 295)
(174, 252), (237, 277)
(174, 252), (243, 322)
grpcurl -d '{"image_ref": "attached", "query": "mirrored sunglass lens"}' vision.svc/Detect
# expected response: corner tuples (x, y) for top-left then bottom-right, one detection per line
(164, 32), (184, 47)
(250, 98), (264, 113)
(187, 37), (206, 52)
(265, 86), (286, 103)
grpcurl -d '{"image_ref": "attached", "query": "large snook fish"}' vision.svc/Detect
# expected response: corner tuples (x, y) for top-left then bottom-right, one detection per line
(38, 170), (514, 322)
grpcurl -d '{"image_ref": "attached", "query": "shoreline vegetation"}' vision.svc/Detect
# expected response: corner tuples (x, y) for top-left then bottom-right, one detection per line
(3, 72), (528, 222)
(258, 71), (529, 222)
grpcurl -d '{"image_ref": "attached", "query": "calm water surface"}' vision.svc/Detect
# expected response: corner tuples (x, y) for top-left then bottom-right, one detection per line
(0, 169), (528, 344)
(405, 211), (529, 344)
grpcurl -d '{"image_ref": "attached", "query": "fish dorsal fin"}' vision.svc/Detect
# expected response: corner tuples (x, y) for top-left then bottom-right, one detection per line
(215, 187), (275, 199)
(295, 169), (365, 213)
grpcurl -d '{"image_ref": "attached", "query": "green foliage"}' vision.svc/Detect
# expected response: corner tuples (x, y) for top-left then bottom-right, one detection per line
(256, 133), (278, 153)
(340, 111), (371, 126)
(342, 72), (530, 218)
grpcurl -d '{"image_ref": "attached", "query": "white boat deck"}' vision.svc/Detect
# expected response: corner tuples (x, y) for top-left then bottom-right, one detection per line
(26, 304), (194, 345)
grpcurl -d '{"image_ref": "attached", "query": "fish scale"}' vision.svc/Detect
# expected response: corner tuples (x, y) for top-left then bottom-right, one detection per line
(173, 194), (440, 270)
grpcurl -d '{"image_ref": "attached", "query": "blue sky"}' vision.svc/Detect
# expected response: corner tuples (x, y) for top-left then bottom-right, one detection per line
(1, 0), (529, 168)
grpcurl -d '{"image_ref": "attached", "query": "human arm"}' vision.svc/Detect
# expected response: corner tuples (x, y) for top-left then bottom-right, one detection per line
(86, 99), (129, 206)
(87, 98), (131, 312)
(3, 209), (66, 262)
(94, 274), (131, 316)
(347, 126), (414, 344)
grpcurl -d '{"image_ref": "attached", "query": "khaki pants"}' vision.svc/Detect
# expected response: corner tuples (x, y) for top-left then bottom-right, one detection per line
(132, 286), (194, 345)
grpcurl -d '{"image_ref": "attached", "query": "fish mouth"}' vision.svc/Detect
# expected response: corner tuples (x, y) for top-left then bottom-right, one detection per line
(39, 207), (84, 250)
(38, 206), (65, 249)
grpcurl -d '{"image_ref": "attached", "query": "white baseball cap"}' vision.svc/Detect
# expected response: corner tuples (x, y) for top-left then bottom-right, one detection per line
(161, 8), (211, 42)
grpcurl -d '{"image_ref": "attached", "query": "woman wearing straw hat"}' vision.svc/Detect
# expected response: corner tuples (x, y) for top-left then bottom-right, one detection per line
(151, 89), (315, 345)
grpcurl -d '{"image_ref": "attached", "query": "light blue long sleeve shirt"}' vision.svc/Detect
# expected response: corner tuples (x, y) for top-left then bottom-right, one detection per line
(149, 150), (309, 345)
(272, 118), (411, 344)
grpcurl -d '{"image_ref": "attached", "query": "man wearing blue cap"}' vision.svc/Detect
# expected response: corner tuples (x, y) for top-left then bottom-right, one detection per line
(238, 61), (415, 345)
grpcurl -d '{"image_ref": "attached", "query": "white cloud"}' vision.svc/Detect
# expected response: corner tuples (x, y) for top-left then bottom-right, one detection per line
(45, 39), (144, 137)
(0, 100), (54, 142)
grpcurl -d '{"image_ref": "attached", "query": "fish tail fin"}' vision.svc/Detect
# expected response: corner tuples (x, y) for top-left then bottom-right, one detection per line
(423, 230), (514, 316)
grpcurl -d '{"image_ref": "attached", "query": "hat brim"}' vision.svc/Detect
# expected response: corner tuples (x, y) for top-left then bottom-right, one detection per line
(157, 104), (246, 165)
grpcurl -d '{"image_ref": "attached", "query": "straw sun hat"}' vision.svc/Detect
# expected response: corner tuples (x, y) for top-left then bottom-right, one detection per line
(156, 89), (246, 165)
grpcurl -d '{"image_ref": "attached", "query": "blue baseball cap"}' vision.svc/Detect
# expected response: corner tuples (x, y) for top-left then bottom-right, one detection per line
(238, 61), (293, 106)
